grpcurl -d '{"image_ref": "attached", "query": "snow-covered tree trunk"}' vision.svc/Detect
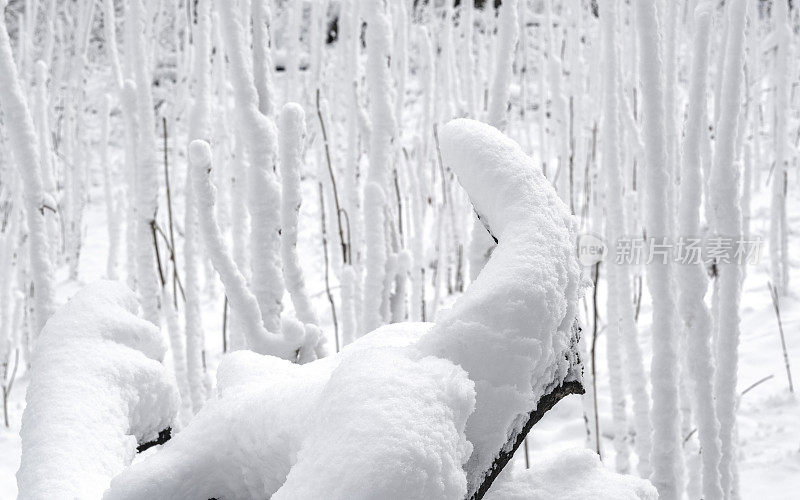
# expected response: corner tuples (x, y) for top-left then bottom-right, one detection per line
(189, 140), (296, 360)
(251, 0), (275, 117)
(129, 0), (162, 326)
(218, 0), (285, 336)
(279, 103), (318, 326)
(677, 4), (724, 499)
(710, 0), (747, 496)
(770, 0), (791, 295)
(184, 0), (212, 413)
(361, 0), (395, 335)
(600, 0), (633, 474)
(32, 61), (59, 264)
(0, 9), (55, 336)
(100, 94), (121, 280)
(634, 1), (683, 497)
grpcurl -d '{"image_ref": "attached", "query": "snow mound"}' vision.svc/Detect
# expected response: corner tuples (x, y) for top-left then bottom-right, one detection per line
(273, 346), (475, 499)
(485, 448), (657, 500)
(16, 281), (179, 500)
(418, 118), (582, 491)
(105, 322), (451, 499)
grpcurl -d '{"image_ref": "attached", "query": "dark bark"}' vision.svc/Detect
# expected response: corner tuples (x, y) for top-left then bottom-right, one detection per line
(137, 427), (171, 453)
(469, 380), (585, 500)
(468, 322), (585, 499)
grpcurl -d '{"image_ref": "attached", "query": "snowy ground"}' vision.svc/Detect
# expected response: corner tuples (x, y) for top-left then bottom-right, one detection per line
(1, 153), (798, 499)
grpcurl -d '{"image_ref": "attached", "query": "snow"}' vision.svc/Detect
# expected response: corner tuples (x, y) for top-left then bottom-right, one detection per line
(2, 2), (800, 498)
(417, 119), (582, 493)
(16, 281), (179, 499)
(485, 448), (657, 500)
(273, 345), (474, 499)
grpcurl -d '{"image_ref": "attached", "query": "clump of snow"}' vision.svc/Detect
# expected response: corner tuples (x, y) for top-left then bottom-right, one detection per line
(106, 351), (331, 499)
(273, 346), (475, 499)
(485, 448), (657, 500)
(418, 118), (582, 492)
(16, 281), (179, 499)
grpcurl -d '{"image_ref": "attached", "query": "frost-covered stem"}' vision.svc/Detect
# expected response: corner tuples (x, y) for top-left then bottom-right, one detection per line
(251, 0), (275, 116)
(469, 0), (518, 281)
(121, 80), (139, 289)
(461, 0), (476, 116)
(634, 1), (682, 497)
(0, 13), (55, 335)
(161, 287), (191, 422)
(393, 1), (408, 130)
(41, 0), (57, 67)
(279, 103), (318, 326)
(362, 182), (387, 334)
(103, 0), (123, 89)
(184, 0), (212, 414)
(677, 4), (723, 499)
(770, 0), (791, 295)
(767, 282), (794, 394)
(710, 1), (747, 497)
(130, 0), (162, 326)
(318, 183), (340, 352)
(218, 0), (285, 335)
(487, 0), (518, 130)
(101, 94), (121, 280)
(316, 90), (348, 265)
(248, 152), (284, 335)
(189, 140), (295, 360)
(361, 0), (394, 335)
(33, 61), (58, 263)
(599, 0), (633, 474)
(283, 0), (302, 102)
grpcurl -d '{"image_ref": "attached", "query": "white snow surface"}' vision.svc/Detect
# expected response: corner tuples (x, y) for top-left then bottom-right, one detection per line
(485, 448), (657, 500)
(16, 281), (179, 499)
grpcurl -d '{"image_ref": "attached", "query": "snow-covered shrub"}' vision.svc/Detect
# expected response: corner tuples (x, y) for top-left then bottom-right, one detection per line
(103, 119), (583, 499)
(16, 281), (179, 499)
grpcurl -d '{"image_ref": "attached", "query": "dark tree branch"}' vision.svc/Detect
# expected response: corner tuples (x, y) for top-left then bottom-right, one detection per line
(469, 379), (585, 500)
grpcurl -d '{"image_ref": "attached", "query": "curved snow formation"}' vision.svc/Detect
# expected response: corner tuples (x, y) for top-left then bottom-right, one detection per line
(418, 118), (582, 494)
(16, 281), (179, 499)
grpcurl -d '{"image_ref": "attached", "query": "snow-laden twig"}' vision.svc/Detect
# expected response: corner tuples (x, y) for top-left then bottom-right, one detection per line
(487, 0), (519, 130)
(279, 103), (318, 326)
(770, 0), (791, 295)
(767, 282), (794, 393)
(217, 0), (284, 336)
(189, 140), (297, 360)
(101, 94), (121, 280)
(0, 11), (55, 335)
